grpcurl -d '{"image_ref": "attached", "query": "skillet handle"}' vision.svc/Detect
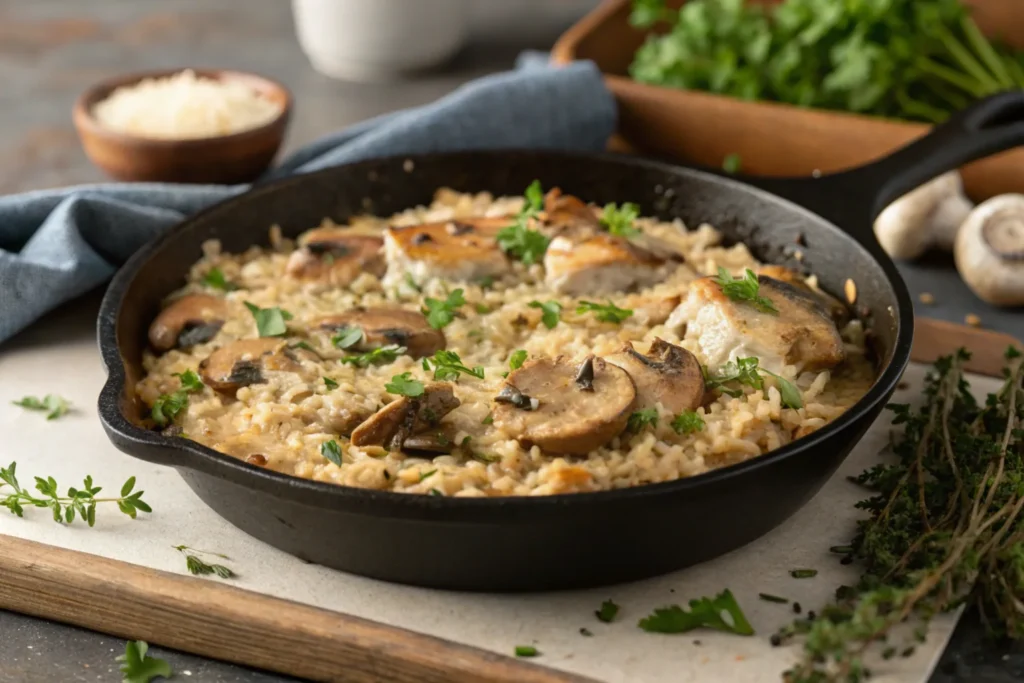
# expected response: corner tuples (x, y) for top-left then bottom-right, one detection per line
(747, 90), (1024, 244)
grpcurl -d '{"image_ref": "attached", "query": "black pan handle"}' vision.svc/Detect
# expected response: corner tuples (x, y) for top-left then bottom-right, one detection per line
(745, 90), (1024, 244)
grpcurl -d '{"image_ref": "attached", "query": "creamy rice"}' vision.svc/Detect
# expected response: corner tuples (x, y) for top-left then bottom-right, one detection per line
(138, 189), (874, 497)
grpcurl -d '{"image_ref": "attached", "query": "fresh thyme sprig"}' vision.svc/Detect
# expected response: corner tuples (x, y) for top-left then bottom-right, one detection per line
(0, 463), (150, 526)
(174, 545), (236, 579)
(781, 347), (1024, 683)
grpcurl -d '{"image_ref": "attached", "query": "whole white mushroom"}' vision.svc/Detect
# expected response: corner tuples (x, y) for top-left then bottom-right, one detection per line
(954, 194), (1024, 307)
(873, 171), (974, 260)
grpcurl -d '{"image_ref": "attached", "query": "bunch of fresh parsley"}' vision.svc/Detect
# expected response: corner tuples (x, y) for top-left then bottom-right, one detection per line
(630, 0), (1024, 123)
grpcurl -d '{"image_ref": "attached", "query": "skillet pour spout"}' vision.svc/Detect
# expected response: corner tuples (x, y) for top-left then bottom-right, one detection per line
(98, 92), (1024, 591)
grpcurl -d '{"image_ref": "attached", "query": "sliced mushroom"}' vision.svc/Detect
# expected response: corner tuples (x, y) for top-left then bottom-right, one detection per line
(954, 194), (1024, 306)
(199, 338), (313, 393)
(667, 275), (845, 375)
(544, 232), (677, 296)
(403, 424), (458, 454)
(316, 307), (445, 358)
(148, 294), (228, 352)
(382, 216), (511, 288)
(286, 227), (385, 286)
(606, 338), (704, 413)
(350, 383), (461, 450)
(756, 265), (849, 325)
(492, 356), (636, 456)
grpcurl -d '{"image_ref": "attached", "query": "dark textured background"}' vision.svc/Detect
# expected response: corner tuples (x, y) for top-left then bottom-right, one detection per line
(0, 0), (1020, 681)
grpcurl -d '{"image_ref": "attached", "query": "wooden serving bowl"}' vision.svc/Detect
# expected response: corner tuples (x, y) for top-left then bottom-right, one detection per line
(553, 0), (1024, 202)
(73, 68), (292, 185)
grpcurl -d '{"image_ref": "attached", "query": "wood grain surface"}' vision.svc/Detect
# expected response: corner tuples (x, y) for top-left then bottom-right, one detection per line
(0, 320), (1015, 683)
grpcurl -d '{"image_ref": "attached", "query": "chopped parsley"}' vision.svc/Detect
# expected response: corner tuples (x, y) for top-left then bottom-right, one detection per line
(600, 202), (641, 238)
(323, 376), (339, 390)
(497, 180), (550, 265)
(482, 412), (494, 425)
(290, 341), (315, 352)
(386, 372), (425, 397)
(403, 273), (422, 293)
(474, 303), (492, 314)
(321, 440), (343, 467)
(576, 300), (633, 324)
(596, 599), (620, 623)
(514, 645), (540, 658)
(713, 268), (778, 315)
(173, 370), (204, 393)
(244, 301), (293, 337)
(638, 589), (754, 636)
(528, 300), (562, 329)
(477, 275), (495, 290)
(331, 326), (364, 349)
(419, 469), (437, 482)
(704, 358), (803, 409)
(12, 394), (70, 420)
(339, 345), (406, 368)
(790, 568), (818, 579)
(423, 288), (466, 330)
(473, 452), (499, 463)
(429, 488), (444, 496)
(422, 350), (484, 381)
(671, 411), (704, 435)
(628, 408), (659, 432)
(116, 640), (172, 683)
(150, 391), (189, 427)
(723, 153), (742, 174)
(764, 370), (804, 409)
(509, 349), (528, 371)
(202, 267), (236, 291)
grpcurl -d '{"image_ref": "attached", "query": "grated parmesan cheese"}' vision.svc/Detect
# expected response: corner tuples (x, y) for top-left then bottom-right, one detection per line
(92, 69), (282, 140)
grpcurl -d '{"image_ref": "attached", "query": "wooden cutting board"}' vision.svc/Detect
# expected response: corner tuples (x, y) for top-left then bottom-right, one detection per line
(0, 312), (1018, 683)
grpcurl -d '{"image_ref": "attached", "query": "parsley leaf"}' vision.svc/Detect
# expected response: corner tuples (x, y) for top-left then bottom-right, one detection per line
(331, 326), (365, 349)
(790, 568), (818, 579)
(497, 180), (550, 265)
(628, 408), (659, 432)
(116, 640), (172, 683)
(173, 370), (204, 393)
(386, 372), (425, 397)
(638, 589), (754, 636)
(509, 350), (528, 371)
(339, 345), (406, 368)
(12, 394), (70, 420)
(671, 411), (705, 435)
(150, 391), (189, 427)
(422, 350), (484, 382)
(722, 153), (742, 174)
(596, 599), (620, 623)
(764, 370), (804, 409)
(576, 300), (633, 324)
(321, 439), (343, 466)
(423, 289), (466, 330)
(403, 273), (422, 293)
(203, 267), (236, 291)
(713, 268), (778, 315)
(323, 376), (339, 390)
(244, 301), (293, 337)
(529, 300), (562, 329)
(600, 202), (641, 237)
(515, 645), (540, 657)
(705, 357), (764, 397)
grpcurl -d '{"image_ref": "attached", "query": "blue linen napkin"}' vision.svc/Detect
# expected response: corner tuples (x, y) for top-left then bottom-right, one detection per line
(0, 61), (616, 344)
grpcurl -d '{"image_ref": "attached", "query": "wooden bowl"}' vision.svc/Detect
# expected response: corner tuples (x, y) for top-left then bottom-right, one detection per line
(552, 0), (1024, 202)
(73, 68), (292, 184)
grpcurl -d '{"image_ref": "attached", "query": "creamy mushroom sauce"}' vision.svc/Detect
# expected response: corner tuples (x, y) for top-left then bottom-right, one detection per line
(138, 188), (875, 496)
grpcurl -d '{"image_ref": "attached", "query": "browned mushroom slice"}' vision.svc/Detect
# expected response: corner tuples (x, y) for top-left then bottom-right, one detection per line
(606, 339), (704, 413)
(756, 265), (850, 325)
(383, 217), (511, 286)
(492, 356), (636, 456)
(286, 228), (385, 285)
(148, 294), (228, 352)
(403, 424), (458, 454)
(667, 275), (846, 375)
(543, 233), (675, 296)
(541, 187), (601, 234)
(316, 307), (445, 358)
(199, 338), (305, 393)
(350, 383), (461, 450)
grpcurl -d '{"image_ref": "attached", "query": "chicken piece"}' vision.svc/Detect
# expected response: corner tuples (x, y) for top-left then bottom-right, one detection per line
(148, 294), (228, 352)
(544, 232), (679, 296)
(756, 265), (850, 325)
(199, 338), (318, 394)
(383, 217), (511, 288)
(316, 307), (445, 359)
(541, 187), (601, 235)
(492, 356), (636, 456)
(350, 383), (461, 450)
(286, 227), (386, 286)
(633, 295), (682, 326)
(606, 338), (704, 413)
(667, 275), (846, 374)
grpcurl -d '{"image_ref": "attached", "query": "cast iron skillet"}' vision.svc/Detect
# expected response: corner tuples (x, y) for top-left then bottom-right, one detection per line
(98, 92), (1024, 592)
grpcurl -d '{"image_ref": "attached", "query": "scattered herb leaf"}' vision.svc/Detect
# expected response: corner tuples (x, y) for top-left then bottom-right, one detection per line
(671, 411), (705, 435)
(386, 372), (425, 397)
(331, 326), (365, 350)
(596, 599), (620, 623)
(423, 350), (485, 382)
(497, 180), (550, 265)
(203, 267), (236, 291)
(759, 593), (790, 604)
(509, 349), (528, 371)
(628, 408), (659, 432)
(515, 645), (540, 657)
(576, 300), (633, 324)
(116, 640), (172, 683)
(723, 154), (742, 174)
(173, 545), (235, 580)
(423, 289), (466, 330)
(321, 439), (343, 467)
(339, 345), (406, 368)
(482, 412), (494, 425)
(529, 300), (563, 329)
(419, 469), (437, 482)
(12, 394), (70, 420)
(600, 202), (641, 237)
(244, 301), (293, 337)
(714, 268), (778, 314)
(323, 376), (339, 390)
(638, 589), (754, 636)
(173, 370), (204, 393)
(790, 569), (818, 579)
